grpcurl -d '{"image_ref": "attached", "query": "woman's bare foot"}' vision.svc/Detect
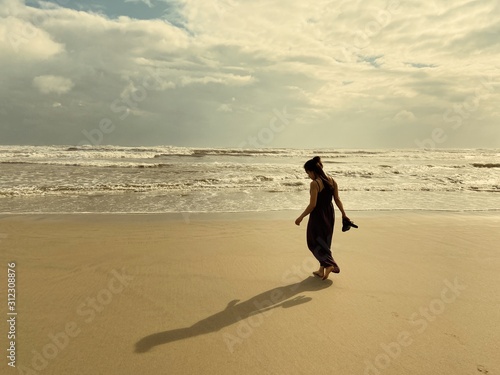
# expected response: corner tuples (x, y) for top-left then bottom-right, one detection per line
(312, 267), (324, 278)
(322, 266), (333, 280)
(322, 264), (340, 280)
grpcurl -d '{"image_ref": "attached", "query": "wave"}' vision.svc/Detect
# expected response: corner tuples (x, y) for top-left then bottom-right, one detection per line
(472, 163), (500, 168)
(340, 150), (384, 155)
(153, 149), (289, 158)
(2, 145), (499, 163)
(0, 182), (182, 196)
(65, 146), (163, 153)
(0, 161), (175, 168)
(2, 183), (497, 198)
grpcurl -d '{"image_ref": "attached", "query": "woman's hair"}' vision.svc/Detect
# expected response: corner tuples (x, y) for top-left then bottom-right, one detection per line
(304, 156), (335, 192)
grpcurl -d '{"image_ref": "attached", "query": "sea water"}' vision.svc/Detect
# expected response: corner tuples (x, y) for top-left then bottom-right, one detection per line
(0, 145), (498, 214)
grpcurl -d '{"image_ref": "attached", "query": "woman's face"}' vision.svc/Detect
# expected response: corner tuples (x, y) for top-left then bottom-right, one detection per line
(306, 170), (315, 180)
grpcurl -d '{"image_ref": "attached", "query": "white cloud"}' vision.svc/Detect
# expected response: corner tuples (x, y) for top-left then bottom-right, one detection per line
(179, 74), (255, 87)
(125, 0), (154, 7)
(394, 110), (416, 122)
(0, 16), (64, 59)
(33, 75), (74, 94)
(217, 103), (232, 112)
(0, 0), (499, 148)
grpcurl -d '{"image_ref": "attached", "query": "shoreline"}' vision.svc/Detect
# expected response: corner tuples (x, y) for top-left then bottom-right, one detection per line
(1, 208), (499, 219)
(0, 208), (500, 226)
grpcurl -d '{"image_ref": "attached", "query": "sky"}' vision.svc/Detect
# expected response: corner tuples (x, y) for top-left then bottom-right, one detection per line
(0, 0), (499, 149)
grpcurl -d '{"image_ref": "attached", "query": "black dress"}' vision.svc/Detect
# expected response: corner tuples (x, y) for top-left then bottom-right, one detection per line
(306, 177), (338, 268)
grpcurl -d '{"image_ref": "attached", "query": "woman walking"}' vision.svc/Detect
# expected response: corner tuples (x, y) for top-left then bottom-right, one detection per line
(295, 156), (351, 280)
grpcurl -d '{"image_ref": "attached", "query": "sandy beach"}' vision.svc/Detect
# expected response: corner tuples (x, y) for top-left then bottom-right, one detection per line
(1, 211), (499, 375)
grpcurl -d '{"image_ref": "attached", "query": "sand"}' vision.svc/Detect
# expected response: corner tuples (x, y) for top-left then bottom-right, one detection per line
(0, 211), (499, 375)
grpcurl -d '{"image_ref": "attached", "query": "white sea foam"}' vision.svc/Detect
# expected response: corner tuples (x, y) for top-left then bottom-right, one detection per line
(0, 145), (498, 213)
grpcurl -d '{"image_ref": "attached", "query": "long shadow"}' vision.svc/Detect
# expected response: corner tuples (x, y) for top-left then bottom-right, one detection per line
(135, 276), (332, 353)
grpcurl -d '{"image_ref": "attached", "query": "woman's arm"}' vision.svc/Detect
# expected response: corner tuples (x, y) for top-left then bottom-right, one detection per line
(295, 181), (318, 225)
(332, 179), (348, 218)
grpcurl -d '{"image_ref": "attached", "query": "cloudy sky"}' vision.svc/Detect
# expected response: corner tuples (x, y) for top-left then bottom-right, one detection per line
(0, 0), (499, 148)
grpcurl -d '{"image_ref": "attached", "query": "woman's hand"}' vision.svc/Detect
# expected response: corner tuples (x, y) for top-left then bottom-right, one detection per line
(295, 216), (303, 226)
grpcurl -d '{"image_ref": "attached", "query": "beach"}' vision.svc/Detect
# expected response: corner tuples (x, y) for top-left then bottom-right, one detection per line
(3, 0), (500, 373)
(1, 211), (499, 375)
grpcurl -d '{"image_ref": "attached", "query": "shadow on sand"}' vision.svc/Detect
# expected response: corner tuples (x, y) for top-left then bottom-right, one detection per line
(135, 276), (332, 353)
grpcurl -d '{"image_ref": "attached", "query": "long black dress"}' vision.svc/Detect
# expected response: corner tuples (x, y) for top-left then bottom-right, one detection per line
(306, 177), (338, 268)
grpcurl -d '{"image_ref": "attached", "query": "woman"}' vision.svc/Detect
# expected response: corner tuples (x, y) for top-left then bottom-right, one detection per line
(295, 156), (350, 280)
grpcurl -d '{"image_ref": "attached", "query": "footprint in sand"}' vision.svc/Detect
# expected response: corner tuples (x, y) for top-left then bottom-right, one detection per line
(477, 364), (489, 374)
(444, 332), (465, 346)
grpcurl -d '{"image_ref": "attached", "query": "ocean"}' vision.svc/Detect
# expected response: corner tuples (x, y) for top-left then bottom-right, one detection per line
(0, 145), (499, 214)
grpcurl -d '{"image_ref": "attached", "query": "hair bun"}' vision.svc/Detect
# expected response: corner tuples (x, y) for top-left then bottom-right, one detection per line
(312, 156), (323, 168)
